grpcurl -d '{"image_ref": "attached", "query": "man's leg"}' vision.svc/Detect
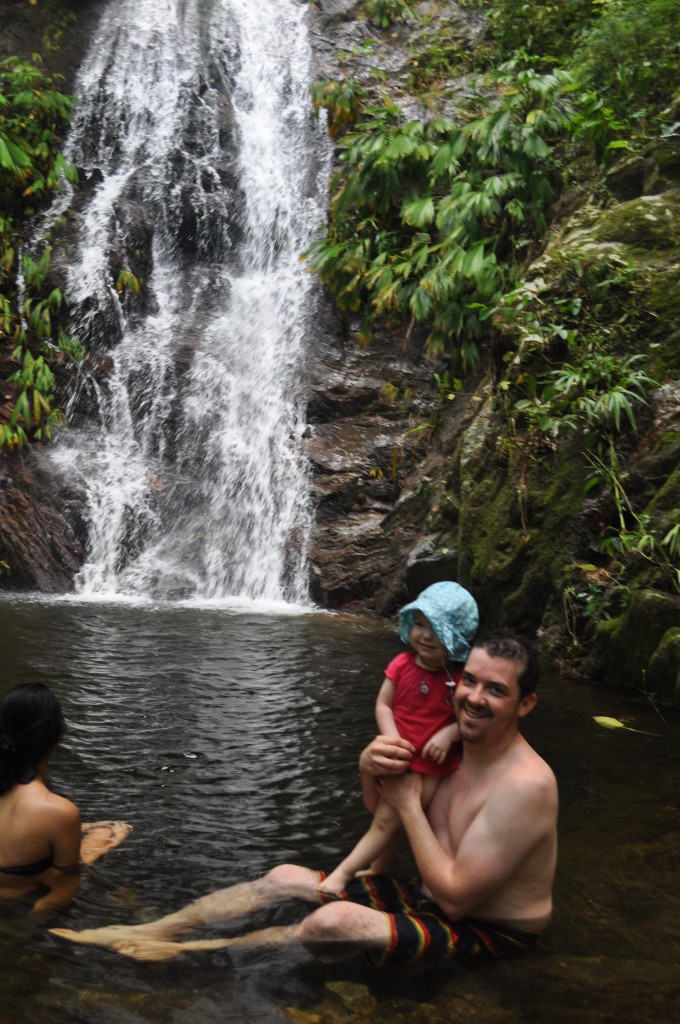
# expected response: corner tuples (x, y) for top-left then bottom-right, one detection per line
(49, 864), (322, 949)
(79, 894), (392, 963)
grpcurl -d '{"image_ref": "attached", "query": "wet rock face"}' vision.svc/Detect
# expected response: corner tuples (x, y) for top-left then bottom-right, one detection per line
(0, 452), (85, 592)
(303, 308), (459, 614)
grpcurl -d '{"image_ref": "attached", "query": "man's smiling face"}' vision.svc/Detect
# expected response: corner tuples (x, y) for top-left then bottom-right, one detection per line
(454, 646), (536, 745)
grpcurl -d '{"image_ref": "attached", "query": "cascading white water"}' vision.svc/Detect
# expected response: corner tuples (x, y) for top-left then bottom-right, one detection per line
(49, 0), (330, 604)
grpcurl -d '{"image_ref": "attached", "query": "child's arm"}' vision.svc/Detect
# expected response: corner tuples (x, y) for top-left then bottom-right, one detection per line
(375, 677), (398, 735)
(421, 721), (460, 765)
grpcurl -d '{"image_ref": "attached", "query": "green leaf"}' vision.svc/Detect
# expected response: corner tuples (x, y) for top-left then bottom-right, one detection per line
(0, 137), (18, 170)
(522, 133), (551, 158)
(11, 390), (31, 427)
(385, 134), (418, 159)
(463, 243), (486, 277)
(410, 286), (433, 320)
(402, 196), (435, 227)
(593, 716), (661, 737)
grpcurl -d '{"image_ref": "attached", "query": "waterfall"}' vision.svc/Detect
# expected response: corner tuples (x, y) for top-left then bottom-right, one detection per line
(49, 0), (330, 604)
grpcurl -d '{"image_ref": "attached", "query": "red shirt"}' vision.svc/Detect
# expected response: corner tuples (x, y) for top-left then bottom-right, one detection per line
(385, 651), (462, 775)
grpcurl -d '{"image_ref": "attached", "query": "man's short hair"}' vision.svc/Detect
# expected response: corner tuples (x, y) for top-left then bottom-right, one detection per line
(472, 630), (540, 698)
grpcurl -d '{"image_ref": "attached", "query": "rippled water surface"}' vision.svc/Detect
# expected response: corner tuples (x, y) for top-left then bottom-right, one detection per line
(1, 596), (678, 1024)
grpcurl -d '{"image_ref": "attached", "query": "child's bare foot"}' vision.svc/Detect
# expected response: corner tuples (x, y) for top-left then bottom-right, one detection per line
(318, 867), (353, 896)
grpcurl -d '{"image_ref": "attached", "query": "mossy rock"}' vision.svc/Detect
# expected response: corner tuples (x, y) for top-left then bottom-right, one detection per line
(592, 190), (680, 251)
(457, 443), (590, 627)
(643, 455), (680, 520)
(633, 268), (680, 377)
(647, 137), (680, 184)
(589, 589), (680, 703)
(647, 627), (680, 704)
(458, 469), (527, 600)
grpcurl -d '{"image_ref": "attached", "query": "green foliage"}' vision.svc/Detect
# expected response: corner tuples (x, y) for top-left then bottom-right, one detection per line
(0, 55), (77, 216)
(0, 248), (83, 449)
(306, 60), (574, 365)
(0, 55), (80, 449)
(433, 370), (461, 404)
(310, 78), (368, 139)
(500, 248), (638, 367)
(504, 251), (656, 447)
(406, 38), (469, 93)
(364, 0), (418, 30)
(482, 0), (599, 58)
(513, 349), (655, 437)
(571, 0), (680, 127)
(588, 450), (680, 594)
(567, 91), (632, 164)
(499, 249), (675, 608)
(562, 562), (629, 643)
(116, 268), (141, 295)
(464, 0), (679, 155)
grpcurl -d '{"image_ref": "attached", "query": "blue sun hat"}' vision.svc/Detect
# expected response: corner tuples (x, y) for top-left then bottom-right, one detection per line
(399, 581), (479, 662)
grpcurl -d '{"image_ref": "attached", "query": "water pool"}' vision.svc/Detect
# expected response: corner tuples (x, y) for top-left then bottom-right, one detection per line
(1, 596), (678, 1024)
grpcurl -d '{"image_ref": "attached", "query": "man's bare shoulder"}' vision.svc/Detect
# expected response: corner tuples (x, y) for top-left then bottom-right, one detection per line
(498, 737), (558, 811)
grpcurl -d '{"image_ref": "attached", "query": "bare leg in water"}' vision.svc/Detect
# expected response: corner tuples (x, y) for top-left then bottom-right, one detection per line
(50, 864), (391, 963)
(80, 821), (132, 864)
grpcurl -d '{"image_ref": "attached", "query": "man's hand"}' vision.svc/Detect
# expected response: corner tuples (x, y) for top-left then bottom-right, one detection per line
(359, 735), (415, 777)
(379, 770), (423, 813)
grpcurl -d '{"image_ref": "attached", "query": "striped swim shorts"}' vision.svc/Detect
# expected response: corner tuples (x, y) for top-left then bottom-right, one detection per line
(322, 874), (540, 967)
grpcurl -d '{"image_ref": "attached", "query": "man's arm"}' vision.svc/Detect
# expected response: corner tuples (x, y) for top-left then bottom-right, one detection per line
(381, 771), (556, 920)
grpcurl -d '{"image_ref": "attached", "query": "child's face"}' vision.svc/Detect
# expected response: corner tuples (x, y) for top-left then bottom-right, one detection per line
(410, 611), (448, 670)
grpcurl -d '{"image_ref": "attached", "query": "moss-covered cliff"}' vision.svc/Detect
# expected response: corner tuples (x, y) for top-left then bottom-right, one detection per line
(305, 0), (679, 704)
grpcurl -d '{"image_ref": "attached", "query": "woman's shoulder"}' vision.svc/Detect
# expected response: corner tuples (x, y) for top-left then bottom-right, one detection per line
(16, 783), (80, 826)
(42, 790), (81, 826)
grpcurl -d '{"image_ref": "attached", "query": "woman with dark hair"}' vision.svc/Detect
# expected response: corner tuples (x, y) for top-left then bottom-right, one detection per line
(0, 683), (130, 912)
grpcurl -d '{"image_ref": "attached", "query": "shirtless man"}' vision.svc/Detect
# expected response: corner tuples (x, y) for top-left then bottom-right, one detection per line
(50, 630), (558, 966)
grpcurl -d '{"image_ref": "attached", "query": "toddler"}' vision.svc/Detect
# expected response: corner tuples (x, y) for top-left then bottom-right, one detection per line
(320, 580), (479, 894)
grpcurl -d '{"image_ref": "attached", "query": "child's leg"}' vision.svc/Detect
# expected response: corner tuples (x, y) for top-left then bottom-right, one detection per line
(357, 833), (400, 877)
(418, 773), (441, 808)
(322, 773), (443, 891)
(319, 797), (402, 895)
